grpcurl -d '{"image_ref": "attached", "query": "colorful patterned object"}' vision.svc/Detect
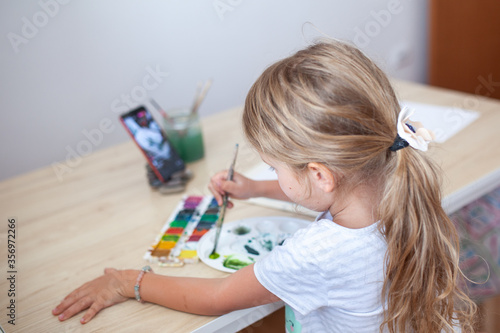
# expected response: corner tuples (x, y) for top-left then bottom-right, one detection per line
(144, 195), (220, 266)
(450, 186), (500, 301)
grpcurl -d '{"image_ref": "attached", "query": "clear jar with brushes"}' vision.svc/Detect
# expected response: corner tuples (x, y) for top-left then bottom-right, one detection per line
(163, 108), (205, 163)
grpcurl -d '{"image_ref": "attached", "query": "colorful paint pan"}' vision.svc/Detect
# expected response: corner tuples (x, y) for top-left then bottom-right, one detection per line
(179, 250), (197, 259)
(166, 227), (184, 235)
(188, 235), (202, 242)
(196, 221), (215, 230)
(155, 241), (176, 250)
(199, 214), (218, 222)
(170, 220), (188, 228)
(144, 195), (221, 265)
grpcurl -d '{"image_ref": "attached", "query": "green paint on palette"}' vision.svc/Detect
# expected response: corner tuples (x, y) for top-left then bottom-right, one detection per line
(162, 234), (180, 242)
(233, 226), (251, 235)
(170, 220), (188, 228)
(200, 214), (218, 222)
(222, 254), (255, 270)
(260, 239), (273, 251)
(209, 252), (220, 259)
(244, 245), (259, 255)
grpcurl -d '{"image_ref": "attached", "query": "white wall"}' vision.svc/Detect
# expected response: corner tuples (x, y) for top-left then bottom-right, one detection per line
(0, 0), (428, 181)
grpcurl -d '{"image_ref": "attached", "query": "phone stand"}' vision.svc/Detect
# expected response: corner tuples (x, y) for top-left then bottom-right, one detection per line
(146, 165), (193, 194)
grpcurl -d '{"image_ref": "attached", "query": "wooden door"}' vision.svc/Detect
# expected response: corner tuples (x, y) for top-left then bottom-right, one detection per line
(429, 0), (500, 100)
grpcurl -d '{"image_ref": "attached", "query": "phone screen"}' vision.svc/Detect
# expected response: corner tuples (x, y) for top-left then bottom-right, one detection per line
(120, 106), (185, 182)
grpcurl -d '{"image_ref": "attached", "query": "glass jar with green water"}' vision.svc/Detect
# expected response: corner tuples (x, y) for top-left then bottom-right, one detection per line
(164, 108), (205, 163)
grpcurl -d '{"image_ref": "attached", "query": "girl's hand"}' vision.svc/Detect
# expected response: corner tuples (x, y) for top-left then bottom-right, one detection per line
(52, 268), (133, 324)
(208, 170), (257, 207)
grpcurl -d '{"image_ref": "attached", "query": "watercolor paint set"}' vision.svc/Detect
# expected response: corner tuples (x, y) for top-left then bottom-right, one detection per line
(144, 195), (220, 266)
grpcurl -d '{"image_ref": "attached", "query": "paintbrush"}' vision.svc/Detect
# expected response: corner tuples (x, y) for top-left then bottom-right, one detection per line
(191, 79), (213, 116)
(150, 98), (172, 124)
(209, 143), (239, 259)
(190, 81), (202, 114)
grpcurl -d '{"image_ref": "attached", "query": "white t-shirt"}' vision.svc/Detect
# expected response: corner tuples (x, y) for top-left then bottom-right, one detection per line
(254, 212), (387, 333)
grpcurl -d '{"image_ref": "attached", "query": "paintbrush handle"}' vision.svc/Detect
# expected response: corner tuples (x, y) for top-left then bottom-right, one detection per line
(226, 143), (238, 180)
(150, 98), (172, 123)
(210, 144), (238, 256)
(191, 79), (212, 116)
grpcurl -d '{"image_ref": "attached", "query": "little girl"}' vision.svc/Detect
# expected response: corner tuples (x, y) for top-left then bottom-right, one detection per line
(53, 40), (477, 332)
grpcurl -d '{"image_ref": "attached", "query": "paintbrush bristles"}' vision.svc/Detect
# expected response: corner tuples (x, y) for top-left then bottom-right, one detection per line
(191, 79), (213, 116)
(150, 79), (212, 122)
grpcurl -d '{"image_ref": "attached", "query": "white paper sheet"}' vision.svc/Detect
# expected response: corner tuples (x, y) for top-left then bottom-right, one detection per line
(401, 101), (479, 143)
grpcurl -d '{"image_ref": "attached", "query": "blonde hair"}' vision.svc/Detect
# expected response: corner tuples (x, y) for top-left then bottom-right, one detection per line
(243, 40), (477, 332)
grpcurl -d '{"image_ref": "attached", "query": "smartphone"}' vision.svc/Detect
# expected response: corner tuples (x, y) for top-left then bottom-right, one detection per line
(120, 106), (185, 183)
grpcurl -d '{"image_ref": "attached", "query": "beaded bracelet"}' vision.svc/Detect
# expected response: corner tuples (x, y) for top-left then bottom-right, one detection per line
(134, 265), (153, 303)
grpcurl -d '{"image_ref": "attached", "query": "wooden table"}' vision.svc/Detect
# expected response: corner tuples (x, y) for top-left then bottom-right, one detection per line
(1, 80), (499, 332)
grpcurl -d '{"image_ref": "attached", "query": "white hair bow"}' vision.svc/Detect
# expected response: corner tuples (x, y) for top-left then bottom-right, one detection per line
(395, 107), (435, 152)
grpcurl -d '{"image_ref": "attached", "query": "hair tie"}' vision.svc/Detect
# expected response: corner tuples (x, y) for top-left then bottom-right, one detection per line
(389, 134), (409, 151)
(390, 107), (435, 152)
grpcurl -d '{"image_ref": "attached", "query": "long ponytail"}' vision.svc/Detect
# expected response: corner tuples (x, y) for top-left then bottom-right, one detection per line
(379, 147), (477, 332)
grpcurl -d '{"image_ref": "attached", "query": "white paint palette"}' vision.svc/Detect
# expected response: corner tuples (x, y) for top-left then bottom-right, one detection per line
(198, 216), (310, 273)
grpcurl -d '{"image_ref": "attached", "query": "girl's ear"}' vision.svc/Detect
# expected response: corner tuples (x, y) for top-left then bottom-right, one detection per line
(306, 162), (335, 193)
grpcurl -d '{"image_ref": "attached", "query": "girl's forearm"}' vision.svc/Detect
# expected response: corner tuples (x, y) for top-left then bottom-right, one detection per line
(121, 265), (279, 316)
(122, 270), (226, 315)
